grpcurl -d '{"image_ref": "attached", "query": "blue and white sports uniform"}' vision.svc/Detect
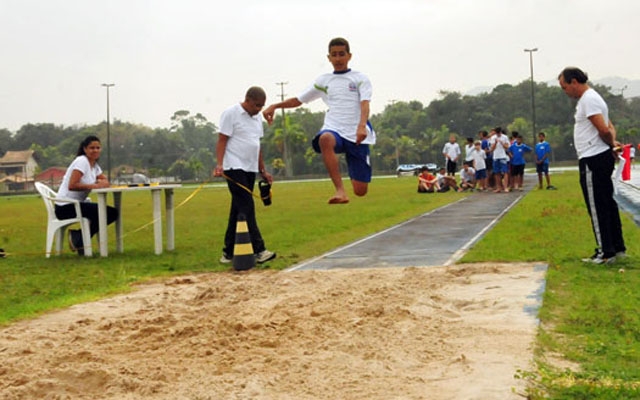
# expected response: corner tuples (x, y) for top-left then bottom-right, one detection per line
(298, 69), (375, 182)
(535, 140), (551, 174)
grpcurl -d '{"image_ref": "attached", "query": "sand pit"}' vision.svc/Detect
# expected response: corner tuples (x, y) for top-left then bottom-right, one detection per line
(0, 263), (545, 399)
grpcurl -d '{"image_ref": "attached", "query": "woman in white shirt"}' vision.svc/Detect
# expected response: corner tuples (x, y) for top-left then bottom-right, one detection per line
(55, 135), (118, 255)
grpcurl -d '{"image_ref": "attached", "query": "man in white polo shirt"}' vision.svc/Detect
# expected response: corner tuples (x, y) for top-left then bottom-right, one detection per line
(263, 37), (374, 205)
(559, 67), (626, 264)
(214, 86), (276, 265)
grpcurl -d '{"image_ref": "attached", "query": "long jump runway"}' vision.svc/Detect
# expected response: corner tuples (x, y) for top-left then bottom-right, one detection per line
(289, 189), (527, 271)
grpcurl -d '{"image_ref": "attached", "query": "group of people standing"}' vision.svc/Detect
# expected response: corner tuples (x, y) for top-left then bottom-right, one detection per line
(418, 129), (555, 194)
(418, 66), (627, 265)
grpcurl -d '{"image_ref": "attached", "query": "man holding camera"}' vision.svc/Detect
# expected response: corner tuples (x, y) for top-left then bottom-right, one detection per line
(214, 86), (276, 265)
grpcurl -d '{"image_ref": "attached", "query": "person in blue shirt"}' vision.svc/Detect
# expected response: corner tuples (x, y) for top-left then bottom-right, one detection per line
(479, 130), (493, 187)
(508, 133), (532, 191)
(534, 132), (555, 190)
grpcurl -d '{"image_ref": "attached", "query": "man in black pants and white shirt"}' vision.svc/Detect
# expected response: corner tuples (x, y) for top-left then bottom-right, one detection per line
(559, 67), (626, 264)
(214, 86), (276, 265)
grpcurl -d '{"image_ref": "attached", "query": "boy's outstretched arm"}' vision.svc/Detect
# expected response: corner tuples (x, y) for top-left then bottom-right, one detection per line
(263, 98), (303, 125)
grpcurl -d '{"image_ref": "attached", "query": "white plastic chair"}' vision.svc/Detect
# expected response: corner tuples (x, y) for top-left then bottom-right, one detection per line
(35, 182), (93, 257)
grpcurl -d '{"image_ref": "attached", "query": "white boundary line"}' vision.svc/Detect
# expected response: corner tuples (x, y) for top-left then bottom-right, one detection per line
(285, 198), (468, 272)
(443, 194), (524, 266)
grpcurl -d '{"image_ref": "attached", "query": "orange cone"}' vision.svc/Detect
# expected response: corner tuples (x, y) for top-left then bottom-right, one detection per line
(233, 213), (255, 271)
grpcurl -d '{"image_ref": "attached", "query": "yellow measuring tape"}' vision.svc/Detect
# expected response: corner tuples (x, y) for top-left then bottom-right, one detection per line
(221, 172), (272, 203)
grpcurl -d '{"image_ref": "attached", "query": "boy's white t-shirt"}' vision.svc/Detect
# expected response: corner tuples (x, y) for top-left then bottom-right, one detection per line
(470, 148), (486, 170)
(464, 143), (474, 162)
(56, 155), (101, 204)
(297, 69), (375, 145)
(490, 134), (510, 160)
(442, 142), (461, 161)
(461, 167), (476, 182)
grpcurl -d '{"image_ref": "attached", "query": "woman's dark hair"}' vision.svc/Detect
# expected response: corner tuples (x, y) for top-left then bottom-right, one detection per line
(559, 67), (589, 84)
(77, 135), (101, 156)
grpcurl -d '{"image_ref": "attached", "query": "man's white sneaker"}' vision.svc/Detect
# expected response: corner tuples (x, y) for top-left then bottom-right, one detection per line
(219, 253), (232, 264)
(256, 250), (276, 264)
(582, 250), (616, 265)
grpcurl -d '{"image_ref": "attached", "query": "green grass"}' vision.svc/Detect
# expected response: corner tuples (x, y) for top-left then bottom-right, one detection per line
(0, 176), (466, 324)
(1, 172), (639, 398)
(460, 172), (640, 399)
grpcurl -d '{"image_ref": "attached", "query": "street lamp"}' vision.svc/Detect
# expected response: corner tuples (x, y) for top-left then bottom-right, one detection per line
(524, 48), (538, 145)
(101, 83), (115, 182)
(275, 81), (291, 177)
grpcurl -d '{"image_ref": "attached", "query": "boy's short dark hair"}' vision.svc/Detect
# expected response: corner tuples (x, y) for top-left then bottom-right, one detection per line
(329, 37), (350, 53)
(538, 131), (546, 138)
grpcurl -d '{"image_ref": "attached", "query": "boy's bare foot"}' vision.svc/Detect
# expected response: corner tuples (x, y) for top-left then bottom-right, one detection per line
(328, 196), (349, 204)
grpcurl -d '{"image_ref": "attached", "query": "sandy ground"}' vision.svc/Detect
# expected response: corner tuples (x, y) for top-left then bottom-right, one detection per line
(0, 263), (545, 400)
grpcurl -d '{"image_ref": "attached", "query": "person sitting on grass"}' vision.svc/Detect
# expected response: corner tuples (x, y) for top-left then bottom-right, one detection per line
(436, 167), (459, 192)
(417, 166), (439, 193)
(458, 163), (476, 191)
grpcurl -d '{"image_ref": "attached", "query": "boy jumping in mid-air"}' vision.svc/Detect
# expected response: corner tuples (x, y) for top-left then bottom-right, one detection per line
(263, 37), (374, 204)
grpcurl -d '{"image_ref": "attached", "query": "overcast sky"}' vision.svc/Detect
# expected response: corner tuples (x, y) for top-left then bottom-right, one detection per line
(1, 0), (638, 132)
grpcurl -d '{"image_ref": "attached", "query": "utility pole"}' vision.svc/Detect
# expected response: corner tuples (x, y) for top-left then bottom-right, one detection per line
(101, 83), (115, 182)
(276, 81), (292, 177)
(524, 48), (538, 145)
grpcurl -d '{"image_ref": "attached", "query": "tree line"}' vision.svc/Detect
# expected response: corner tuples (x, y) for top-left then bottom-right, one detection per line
(1, 79), (639, 180)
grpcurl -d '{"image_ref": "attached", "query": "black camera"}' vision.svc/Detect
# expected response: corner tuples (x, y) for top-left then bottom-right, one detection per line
(259, 180), (272, 206)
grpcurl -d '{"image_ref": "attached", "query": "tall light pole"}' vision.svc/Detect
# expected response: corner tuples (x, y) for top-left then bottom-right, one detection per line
(276, 81), (291, 177)
(524, 48), (538, 145)
(101, 83), (115, 182)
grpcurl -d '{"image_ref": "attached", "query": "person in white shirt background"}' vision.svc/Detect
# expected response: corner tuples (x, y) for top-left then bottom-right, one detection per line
(489, 127), (511, 193)
(442, 134), (461, 177)
(55, 135), (118, 255)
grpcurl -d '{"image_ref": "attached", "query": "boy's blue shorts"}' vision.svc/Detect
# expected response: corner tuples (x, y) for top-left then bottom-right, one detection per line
(493, 158), (509, 174)
(536, 163), (549, 174)
(312, 130), (372, 183)
(475, 168), (487, 180)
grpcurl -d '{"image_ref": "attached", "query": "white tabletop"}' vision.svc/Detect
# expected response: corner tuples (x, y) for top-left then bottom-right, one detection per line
(93, 184), (181, 193)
